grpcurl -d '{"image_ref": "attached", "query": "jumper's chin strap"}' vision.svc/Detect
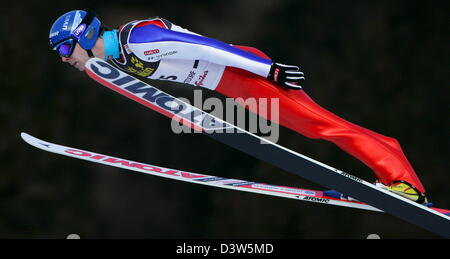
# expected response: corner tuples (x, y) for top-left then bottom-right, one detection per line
(86, 49), (94, 58)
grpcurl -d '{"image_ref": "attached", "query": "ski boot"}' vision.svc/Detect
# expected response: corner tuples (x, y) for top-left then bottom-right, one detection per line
(375, 180), (430, 206)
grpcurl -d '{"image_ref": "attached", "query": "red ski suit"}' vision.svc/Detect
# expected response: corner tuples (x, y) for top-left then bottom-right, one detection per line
(216, 46), (425, 193)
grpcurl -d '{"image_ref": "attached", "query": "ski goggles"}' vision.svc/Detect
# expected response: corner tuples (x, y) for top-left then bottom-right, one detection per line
(54, 38), (76, 58)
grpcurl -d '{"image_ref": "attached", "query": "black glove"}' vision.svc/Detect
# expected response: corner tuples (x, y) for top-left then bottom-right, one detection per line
(267, 62), (305, 90)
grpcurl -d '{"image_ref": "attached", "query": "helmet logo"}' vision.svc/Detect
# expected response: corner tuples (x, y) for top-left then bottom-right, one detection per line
(62, 15), (71, 31)
(49, 31), (59, 38)
(72, 23), (87, 40)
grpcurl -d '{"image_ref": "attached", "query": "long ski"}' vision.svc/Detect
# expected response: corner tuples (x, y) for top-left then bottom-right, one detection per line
(20, 132), (381, 211)
(21, 132), (450, 217)
(80, 58), (450, 237)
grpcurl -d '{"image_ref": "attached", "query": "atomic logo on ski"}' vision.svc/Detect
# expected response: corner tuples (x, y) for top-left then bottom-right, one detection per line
(87, 60), (234, 132)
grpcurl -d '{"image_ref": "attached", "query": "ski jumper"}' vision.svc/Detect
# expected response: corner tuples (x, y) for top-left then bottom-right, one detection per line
(107, 18), (426, 193)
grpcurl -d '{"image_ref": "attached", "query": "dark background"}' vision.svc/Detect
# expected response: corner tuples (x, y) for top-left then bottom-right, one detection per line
(1, 0), (449, 238)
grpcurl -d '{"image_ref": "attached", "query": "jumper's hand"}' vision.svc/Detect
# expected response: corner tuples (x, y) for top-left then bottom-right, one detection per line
(268, 63), (305, 90)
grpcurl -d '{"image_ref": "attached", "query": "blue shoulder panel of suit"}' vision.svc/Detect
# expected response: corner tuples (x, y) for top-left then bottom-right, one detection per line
(129, 24), (272, 65)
